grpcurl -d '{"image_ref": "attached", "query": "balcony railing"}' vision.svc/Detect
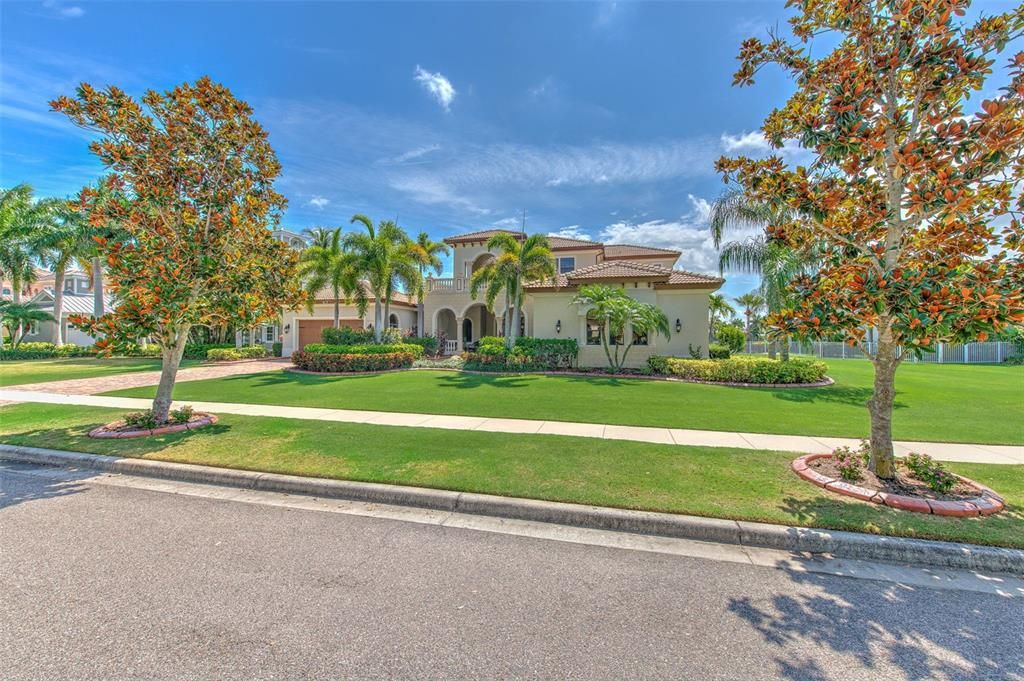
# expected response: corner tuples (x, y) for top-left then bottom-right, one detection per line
(426, 277), (469, 293)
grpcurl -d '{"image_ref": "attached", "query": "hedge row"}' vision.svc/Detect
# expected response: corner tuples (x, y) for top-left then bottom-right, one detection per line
(321, 327), (375, 345)
(291, 351), (415, 372)
(302, 342), (425, 359)
(659, 356), (828, 384)
(0, 342), (97, 360)
(206, 345), (268, 361)
(465, 336), (578, 372)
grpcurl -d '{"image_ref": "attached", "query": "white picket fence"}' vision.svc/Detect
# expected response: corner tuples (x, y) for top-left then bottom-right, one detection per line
(745, 340), (1018, 364)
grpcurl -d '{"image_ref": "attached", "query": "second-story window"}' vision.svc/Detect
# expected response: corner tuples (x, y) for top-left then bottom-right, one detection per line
(556, 256), (576, 274)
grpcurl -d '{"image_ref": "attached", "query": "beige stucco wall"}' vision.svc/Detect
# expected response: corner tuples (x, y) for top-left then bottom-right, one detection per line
(281, 303), (417, 356)
(527, 283), (715, 368)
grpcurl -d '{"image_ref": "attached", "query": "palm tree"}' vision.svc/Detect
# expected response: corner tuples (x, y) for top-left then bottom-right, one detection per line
(345, 214), (421, 342)
(734, 291), (765, 347)
(469, 232), (555, 350)
(0, 301), (55, 348)
(77, 179), (128, 320)
(409, 231), (449, 297)
(710, 189), (814, 360)
(708, 293), (736, 343)
(0, 185), (50, 305)
(297, 227), (366, 328)
(34, 198), (96, 345)
(302, 226), (336, 250)
(572, 284), (670, 371)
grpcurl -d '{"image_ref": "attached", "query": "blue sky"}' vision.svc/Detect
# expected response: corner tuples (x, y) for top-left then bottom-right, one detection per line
(1, 1), (1016, 300)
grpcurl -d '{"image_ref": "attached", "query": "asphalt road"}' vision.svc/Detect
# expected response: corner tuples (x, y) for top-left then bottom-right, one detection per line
(1, 466), (1022, 681)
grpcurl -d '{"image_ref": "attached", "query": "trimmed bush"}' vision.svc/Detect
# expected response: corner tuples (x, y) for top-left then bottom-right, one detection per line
(664, 357), (828, 384)
(646, 355), (670, 375)
(183, 343), (234, 360)
(322, 326), (374, 345)
(236, 345), (267, 359)
(463, 351), (545, 372)
(514, 337), (578, 369)
(303, 343), (424, 359)
(0, 342), (97, 360)
(708, 343), (731, 359)
(463, 336), (579, 372)
(120, 343), (162, 358)
(271, 342), (283, 357)
(404, 335), (440, 357)
(714, 324), (746, 354)
(291, 351), (415, 372)
(207, 348), (242, 361)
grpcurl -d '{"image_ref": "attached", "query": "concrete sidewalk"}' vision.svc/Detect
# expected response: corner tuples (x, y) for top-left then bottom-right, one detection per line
(2, 388), (1021, 464)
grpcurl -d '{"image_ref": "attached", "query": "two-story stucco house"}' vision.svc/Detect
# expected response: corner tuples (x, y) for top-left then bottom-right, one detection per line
(280, 228), (723, 367)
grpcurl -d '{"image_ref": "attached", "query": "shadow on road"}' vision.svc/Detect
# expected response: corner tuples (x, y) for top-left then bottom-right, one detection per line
(0, 464), (92, 511)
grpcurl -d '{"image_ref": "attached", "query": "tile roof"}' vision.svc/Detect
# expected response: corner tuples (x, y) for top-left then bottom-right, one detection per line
(525, 261), (722, 289)
(602, 244), (681, 259)
(311, 281), (417, 306)
(443, 229), (517, 244)
(444, 229), (601, 250)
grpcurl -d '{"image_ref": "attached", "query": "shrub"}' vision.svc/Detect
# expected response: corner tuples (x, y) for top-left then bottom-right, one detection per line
(291, 351), (414, 373)
(321, 326), (374, 345)
(170, 404), (194, 424)
(664, 357), (828, 384)
(715, 324), (746, 354)
(0, 342), (97, 360)
(514, 337), (578, 369)
(380, 327), (403, 344)
(831, 444), (865, 481)
(302, 343), (424, 358)
(903, 452), (957, 494)
(646, 355), (670, 375)
(271, 341), (282, 357)
(475, 336), (507, 356)
(120, 343), (163, 357)
(404, 335), (440, 357)
(463, 352), (545, 372)
(207, 348), (242, 361)
(236, 345), (267, 359)
(414, 355), (464, 369)
(182, 343), (234, 360)
(687, 344), (703, 359)
(124, 409), (158, 430)
(708, 343), (731, 359)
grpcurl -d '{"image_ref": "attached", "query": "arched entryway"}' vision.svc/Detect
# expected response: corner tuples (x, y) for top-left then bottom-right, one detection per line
(461, 303), (497, 350)
(434, 308), (458, 354)
(388, 313), (399, 329)
(462, 317), (473, 344)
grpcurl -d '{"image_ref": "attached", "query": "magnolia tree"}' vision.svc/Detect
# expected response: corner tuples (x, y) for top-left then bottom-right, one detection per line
(572, 284), (670, 371)
(717, 1), (1024, 478)
(52, 77), (303, 424)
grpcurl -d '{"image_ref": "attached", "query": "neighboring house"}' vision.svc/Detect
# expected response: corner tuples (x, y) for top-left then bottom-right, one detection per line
(20, 287), (117, 346)
(281, 228), (724, 367)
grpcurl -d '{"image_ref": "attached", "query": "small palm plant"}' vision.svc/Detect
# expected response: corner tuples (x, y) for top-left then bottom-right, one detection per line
(734, 291), (765, 346)
(297, 227), (366, 328)
(572, 284), (670, 372)
(0, 301), (55, 348)
(708, 293), (736, 343)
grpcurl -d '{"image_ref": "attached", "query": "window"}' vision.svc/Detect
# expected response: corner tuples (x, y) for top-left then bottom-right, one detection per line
(632, 327), (648, 346)
(265, 326), (276, 342)
(586, 314), (603, 345)
(389, 314), (399, 329)
(609, 325), (624, 346)
(556, 256), (576, 274)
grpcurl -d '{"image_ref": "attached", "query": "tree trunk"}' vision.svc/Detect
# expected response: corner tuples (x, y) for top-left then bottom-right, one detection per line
(768, 340), (777, 359)
(91, 256), (104, 318)
(509, 284), (522, 350)
(11, 273), (22, 341)
(867, 338), (899, 479)
(333, 296), (340, 328)
(53, 266), (66, 346)
(153, 326), (190, 424)
(373, 300), (383, 342)
(780, 335), (790, 361)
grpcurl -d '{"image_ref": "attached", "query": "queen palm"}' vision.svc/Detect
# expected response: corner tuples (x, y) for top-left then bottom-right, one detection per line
(734, 291), (765, 344)
(0, 185), (50, 305)
(708, 293), (736, 343)
(0, 301), (54, 348)
(469, 233), (555, 350)
(710, 189), (813, 360)
(297, 227), (366, 329)
(409, 232), (449, 298)
(302, 226), (336, 250)
(34, 198), (95, 345)
(346, 214), (421, 342)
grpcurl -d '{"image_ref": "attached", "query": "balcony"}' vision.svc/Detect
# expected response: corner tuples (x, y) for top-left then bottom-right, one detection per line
(426, 277), (470, 294)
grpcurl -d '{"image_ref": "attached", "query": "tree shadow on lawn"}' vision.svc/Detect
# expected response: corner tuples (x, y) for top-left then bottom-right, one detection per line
(727, 560), (1024, 681)
(770, 384), (909, 410)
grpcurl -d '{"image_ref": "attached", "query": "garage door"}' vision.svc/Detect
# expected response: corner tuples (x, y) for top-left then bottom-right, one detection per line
(297, 319), (362, 349)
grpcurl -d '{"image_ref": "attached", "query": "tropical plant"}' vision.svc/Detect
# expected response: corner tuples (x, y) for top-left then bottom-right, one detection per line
(409, 231), (449, 302)
(714, 324), (746, 355)
(734, 291), (765, 342)
(572, 284), (670, 371)
(0, 301), (55, 348)
(345, 214), (421, 342)
(0, 185), (49, 306)
(469, 232), (556, 350)
(707, 293), (735, 343)
(717, 1), (1024, 478)
(297, 227), (366, 329)
(33, 197), (97, 345)
(52, 77), (304, 424)
(76, 178), (129, 320)
(302, 226), (336, 250)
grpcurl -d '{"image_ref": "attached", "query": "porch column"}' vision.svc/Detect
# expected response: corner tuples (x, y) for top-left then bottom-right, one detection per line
(496, 314), (505, 337)
(456, 316), (465, 351)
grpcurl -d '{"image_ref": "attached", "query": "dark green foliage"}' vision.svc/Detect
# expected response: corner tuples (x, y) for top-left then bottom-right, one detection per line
(272, 342), (283, 357)
(303, 343), (424, 359)
(714, 324), (746, 353)
(0, 342), (96, 360)
(464, 336), (579, 371)
(403, 335), (440, 357)
(708, 343), (732, 359)
(666, 357), (828, 384)
(291, 351), (415, 372)
(321, 326), (374, 345)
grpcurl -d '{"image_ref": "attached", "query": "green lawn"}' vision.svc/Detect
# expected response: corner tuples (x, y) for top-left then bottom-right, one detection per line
(1, 402), (1020, 548)
(0, 357), (200, 387)
(108, 361), (1024, 444)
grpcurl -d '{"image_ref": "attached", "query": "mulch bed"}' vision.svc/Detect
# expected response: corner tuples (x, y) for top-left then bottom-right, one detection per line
(793, 453), (1006, 516)
(88, 414), (218, 439)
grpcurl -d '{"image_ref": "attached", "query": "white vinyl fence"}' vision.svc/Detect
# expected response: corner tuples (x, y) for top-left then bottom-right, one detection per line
(745, 340), (1018, 364)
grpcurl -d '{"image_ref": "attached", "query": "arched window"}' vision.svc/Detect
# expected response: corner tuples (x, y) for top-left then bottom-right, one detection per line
(388, 313), (399, 329)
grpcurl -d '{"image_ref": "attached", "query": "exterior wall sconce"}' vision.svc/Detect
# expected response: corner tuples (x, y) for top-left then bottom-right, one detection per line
(555, 320), (562, 334)
(284, 323), (291, 333)
(675, 319), (682, 333)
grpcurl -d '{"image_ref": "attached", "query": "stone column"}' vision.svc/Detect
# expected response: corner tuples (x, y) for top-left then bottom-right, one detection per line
(456, 316), (465, 351)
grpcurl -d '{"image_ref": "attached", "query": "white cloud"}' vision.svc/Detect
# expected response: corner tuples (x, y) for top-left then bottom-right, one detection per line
(528, 76), (556, 99)
(42, 1), (84, 18)
(308, 196), (330, 209)
(687, 194), (712, 224)
(721, 130), (772, 154)
(389, 175), (490, 215)
(414, 66), (456, 111)
(548, 225), (591, 241)
(378, 144), (442, 166)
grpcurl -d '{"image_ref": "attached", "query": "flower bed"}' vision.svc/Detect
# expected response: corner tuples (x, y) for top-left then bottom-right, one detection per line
(658, 356), (828, 385)
(793, 452), (1006, 516)
(290, 350), (415, 373)
(89, 410), (217, 439)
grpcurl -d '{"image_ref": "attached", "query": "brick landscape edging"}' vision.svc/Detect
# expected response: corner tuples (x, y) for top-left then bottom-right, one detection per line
(792, 453), (1006, 516)
(88, 414), (219, 440)
(1, 444), (1021, 575)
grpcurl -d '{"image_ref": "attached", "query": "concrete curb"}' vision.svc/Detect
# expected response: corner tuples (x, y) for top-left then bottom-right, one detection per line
(2, 443), (1021, 575)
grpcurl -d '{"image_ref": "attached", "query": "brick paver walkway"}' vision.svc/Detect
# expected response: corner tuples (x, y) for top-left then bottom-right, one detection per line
(1, 387), (1021, 465)
(3, 359), (290, 395)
